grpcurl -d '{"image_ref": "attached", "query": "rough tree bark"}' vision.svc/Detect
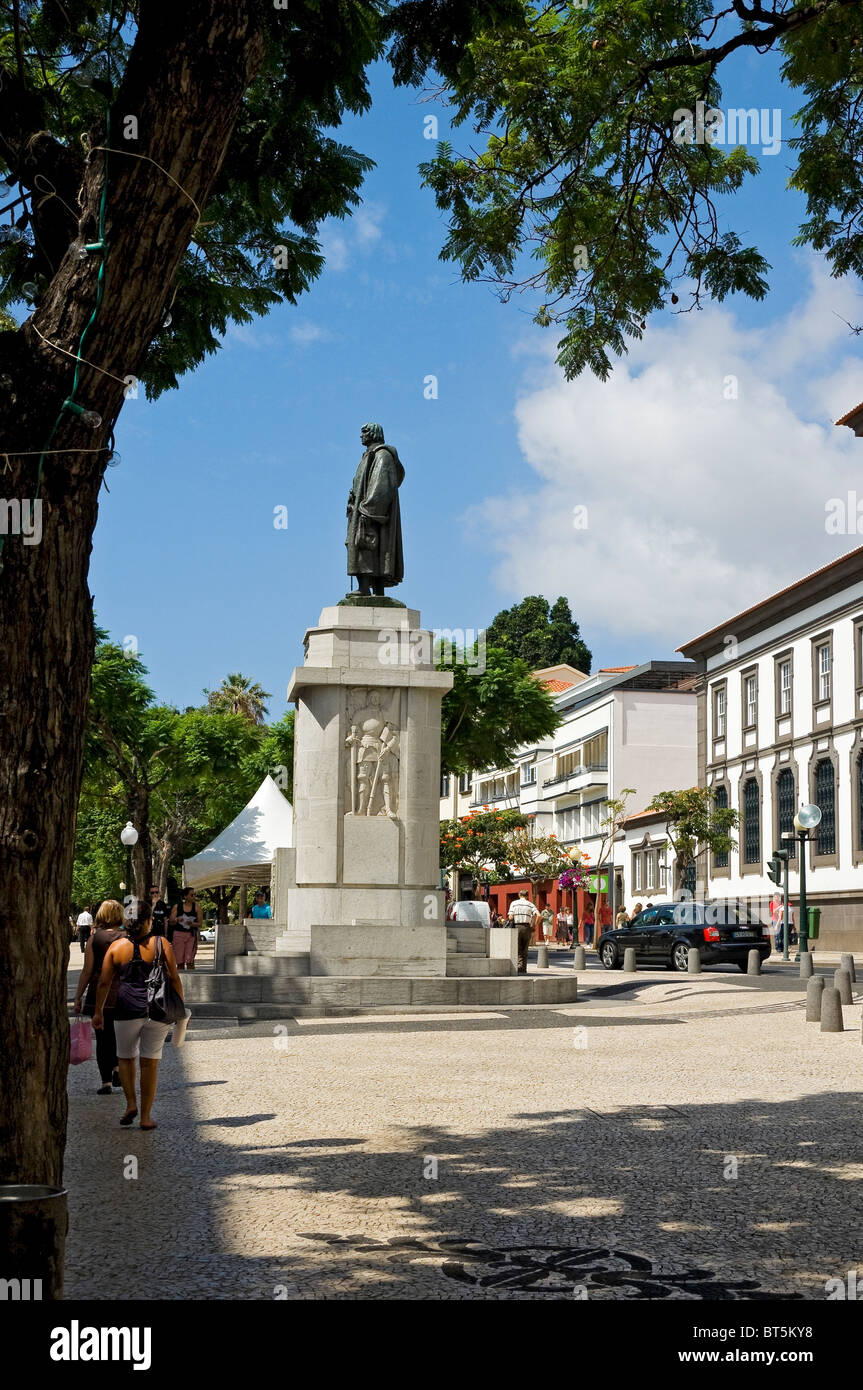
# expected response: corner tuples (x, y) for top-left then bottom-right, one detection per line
(0, 0), (267, 1267)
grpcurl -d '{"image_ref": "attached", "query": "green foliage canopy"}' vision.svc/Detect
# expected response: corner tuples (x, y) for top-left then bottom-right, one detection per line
(486, 594), (591, 672)
(0, 0), (522, 387)
(420, 0), (863, 380)
(439, 642), (562, 774)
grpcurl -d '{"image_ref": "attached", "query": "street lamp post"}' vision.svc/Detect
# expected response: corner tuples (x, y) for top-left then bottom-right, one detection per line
(120, 821), (139, 908)
(792, 804), (822, 961)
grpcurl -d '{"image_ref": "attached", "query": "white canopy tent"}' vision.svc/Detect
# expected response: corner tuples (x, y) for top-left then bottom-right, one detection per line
(183, 775), (293, 890)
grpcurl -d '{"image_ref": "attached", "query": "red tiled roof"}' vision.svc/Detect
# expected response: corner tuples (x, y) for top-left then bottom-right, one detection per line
(836, 399), (863, 427)
(543, 679), (575, 692)
(599, 665), (637, 673)
(623, 808), (665, 823)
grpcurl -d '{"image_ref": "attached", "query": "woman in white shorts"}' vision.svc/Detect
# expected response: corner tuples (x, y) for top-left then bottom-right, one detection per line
(94, 897), (185, 1130)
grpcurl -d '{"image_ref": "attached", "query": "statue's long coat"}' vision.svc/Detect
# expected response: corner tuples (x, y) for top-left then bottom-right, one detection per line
(346, 442), (405, 586)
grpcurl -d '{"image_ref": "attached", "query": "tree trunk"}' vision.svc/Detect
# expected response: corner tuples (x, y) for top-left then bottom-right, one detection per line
(0, 0), (266, 1261)
(129, 785), (151, 899)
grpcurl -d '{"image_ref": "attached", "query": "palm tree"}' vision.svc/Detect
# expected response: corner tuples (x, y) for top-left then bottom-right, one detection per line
(207, 673), (271, 725)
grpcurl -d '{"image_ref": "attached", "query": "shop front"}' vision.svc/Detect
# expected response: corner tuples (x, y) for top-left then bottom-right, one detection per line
(486, 868), (613, 943)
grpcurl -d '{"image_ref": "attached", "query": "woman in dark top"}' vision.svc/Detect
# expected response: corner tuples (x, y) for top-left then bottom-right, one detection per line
(94, 898), (184, 1130)
(73, 899), (125, 1094)
(169, 887), (202, 970)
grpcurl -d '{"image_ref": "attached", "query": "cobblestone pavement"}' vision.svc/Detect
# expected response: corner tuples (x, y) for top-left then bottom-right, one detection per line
(64, 954), (863, 1300)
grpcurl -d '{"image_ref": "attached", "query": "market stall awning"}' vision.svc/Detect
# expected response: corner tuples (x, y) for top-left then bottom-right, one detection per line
(183, 775), (293, 889)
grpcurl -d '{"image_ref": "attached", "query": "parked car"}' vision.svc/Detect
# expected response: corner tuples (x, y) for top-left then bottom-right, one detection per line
(199, 926), (216, 944)
(597, 901), (771, 973)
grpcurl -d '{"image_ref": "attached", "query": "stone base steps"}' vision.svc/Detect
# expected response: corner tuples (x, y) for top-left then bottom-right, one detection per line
(184, 971), (576, 1018)
(225, 952), (310, 976)
(445, 954), (512, 978)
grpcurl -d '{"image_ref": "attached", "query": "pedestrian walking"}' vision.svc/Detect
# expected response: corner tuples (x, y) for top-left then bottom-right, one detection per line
(169, 887), (202, 971)
(773, 900), (794, 953)
(72, 899), (125, 1094)
(509, 891), (540, 974)
(581, 901), (596, 949)
(94, 898), (184, 1131)
(554, 909), (569, 947)
(76, 904), (94, 952)
(615, 907), (629, 929)
(564, 908), (574, 948)
(539, 905), (554, 945)
(149, 886), (169, 938)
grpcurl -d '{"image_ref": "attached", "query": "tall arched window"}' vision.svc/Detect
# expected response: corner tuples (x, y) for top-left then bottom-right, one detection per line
(814, 759), (836, 856)
(776, 768), (796, 858)
(743, 778), (760, 864)
(713, 785), (729, 868)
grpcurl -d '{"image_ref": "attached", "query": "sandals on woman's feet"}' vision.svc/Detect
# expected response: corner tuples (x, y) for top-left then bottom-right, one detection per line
(139, 1121), (157, 1131)
(119, 1108), (138, 1127)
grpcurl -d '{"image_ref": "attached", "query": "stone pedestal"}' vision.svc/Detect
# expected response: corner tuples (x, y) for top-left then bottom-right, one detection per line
(190, 601), (581, 1015)
(283, 604), (453, 974)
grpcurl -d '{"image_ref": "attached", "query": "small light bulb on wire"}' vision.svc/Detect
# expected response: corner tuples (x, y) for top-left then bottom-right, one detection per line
(107, 451), (121, 467)
(0, 181), (12, 200)
(70, 66), (94, 88)
(68, 239), (104, 262)
(21, 281), (37, 298)
(162, 311), (172, 328)
(62, 398), (102, 429)
(0, 227), (25, 245)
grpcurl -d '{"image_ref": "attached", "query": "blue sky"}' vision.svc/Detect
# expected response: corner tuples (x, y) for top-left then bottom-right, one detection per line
(89, 39), (862, 722)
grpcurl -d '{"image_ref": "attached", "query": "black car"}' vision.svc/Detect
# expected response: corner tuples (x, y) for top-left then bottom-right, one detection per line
(597, 901), (772, 973)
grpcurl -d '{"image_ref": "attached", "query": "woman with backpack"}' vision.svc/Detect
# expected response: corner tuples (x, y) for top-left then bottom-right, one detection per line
(93, 898), (184, 1130)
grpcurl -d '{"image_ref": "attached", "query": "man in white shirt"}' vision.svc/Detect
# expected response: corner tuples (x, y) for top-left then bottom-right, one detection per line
(508, 891), (539, 974)
(75, 906), (94, 952)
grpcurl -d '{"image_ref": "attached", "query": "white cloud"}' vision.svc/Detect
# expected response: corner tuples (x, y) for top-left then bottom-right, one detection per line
(222, 323), (280, 351)
(319, 201), (385, 272)
(467, 260), (863, 651)
(288, 321), (334, 346)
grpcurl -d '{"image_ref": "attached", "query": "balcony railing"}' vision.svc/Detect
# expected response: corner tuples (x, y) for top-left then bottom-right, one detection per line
(542, 761), (608, 788)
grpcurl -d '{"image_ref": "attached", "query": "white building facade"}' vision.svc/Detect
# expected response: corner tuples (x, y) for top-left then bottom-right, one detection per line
(440, 661), (698, 913)
(680, 545), (863, 951)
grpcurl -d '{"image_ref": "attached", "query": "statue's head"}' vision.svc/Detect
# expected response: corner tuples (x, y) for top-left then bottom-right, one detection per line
(361, 422), (384, 446)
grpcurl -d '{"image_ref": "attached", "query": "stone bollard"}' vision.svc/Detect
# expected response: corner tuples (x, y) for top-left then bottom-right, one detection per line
(805, 976), (825, 1022)
(820, 987), (843, 1033)
(833, 968), (853, 1007)
(573, 945), (586, 972)
(840, 952), (857, 984)
(536, 944), (549, 969)
(747, 949), (762, 976)
(799, 953), (814, 980)
(623, 947), (637, 973)
(687, 947), (701, 974)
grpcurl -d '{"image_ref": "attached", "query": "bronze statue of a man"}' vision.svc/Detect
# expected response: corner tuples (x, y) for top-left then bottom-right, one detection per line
(346, 423), (404, 596)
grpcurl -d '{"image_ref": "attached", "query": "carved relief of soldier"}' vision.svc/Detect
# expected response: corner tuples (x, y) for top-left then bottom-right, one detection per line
(345, 689), (400, 819)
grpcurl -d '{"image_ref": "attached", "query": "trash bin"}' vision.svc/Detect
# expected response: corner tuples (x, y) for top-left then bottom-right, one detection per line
(807, 907), (821, 941)
(0, 1185), (67, 1300)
